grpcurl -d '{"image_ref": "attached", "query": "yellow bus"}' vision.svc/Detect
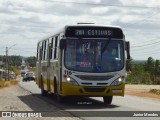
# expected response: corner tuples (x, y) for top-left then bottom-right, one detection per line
(36, 24), (130, 104)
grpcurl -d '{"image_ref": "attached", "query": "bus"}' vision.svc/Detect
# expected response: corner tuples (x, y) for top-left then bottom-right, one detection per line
(36, 24), (130, 104)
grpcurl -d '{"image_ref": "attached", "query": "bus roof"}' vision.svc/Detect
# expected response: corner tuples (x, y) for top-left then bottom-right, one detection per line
(37, 24), (123, 43)
(64, 24), (122, 29)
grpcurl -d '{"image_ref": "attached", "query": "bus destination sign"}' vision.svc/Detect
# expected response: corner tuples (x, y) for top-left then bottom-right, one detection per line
(65, 26), (123, 38)
(75, 29), (112, 36)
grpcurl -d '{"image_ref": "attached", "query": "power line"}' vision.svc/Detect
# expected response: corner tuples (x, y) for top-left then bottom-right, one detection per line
(124, 9), (160, 28)
(131, 48), (160, 54)
(132, 38), (160, 48)
(131, 38), (160, 46)
(131, 47), (160, 54)
(132, 51), (160, 56)
(44, 0), (160, 9)
(10, 48), (36, 53)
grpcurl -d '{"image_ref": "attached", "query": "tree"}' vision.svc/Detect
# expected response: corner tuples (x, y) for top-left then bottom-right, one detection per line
(144, 57), (155, 74)
(0, 55), (22, 67)
(154, 60), (160, 76)
(25, 56), (36, 67)
(154, 60), (160, 84)
(126, 62), (152, 84)
(126, 57), (160, 85)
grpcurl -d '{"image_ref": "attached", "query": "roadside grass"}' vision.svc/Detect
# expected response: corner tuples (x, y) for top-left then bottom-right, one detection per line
(28, 67), (36, 74)
(11, 66), (21, 75)
(0, 80), (18, 89)
(149, 89), (160, 95)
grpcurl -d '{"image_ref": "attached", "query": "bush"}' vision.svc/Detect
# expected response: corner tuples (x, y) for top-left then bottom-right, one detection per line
(0, 80), (18, 89)
(149, 89), (160, 95)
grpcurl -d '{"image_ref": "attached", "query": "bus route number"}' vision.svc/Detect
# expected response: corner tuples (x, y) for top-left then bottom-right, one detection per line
(65, 70), (72, 75)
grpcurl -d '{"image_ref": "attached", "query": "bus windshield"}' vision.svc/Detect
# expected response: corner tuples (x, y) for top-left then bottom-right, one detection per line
(64, 39), (124, 72)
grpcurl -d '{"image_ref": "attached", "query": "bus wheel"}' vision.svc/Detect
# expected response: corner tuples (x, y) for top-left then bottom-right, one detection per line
(57, 94), (64, 103)
(54, 79), (57, 94)
(41, 76), (48, 96)
(41, 89), (48, 96)
(103, 96), (113, 105)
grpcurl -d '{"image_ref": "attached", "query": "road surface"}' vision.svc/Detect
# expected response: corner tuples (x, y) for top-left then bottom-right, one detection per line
(19, 78), (160, 120)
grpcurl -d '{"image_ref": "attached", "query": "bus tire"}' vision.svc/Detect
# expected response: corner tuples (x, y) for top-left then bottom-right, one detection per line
(57, 94), (64, 103)
(103, 96), (113, 105)
(41, 76), (48, 96)
(41, 89), (48, 96)
(54, 79), (57, 94)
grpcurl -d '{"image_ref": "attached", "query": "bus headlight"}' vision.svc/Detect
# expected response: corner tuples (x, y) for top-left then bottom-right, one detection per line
(66, 77), (79, 86)
(110, 77), (125, 86)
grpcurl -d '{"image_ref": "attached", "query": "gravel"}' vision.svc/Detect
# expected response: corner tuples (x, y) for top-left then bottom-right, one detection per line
(126, 85), (160, 91)
(0, 85), (81, 120)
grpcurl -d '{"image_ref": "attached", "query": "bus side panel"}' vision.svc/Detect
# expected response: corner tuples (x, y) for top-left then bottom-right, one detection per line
(36, 62), (40, 87)
(49, 61), (59, 94)
(41, 61), (48, 91)
(49, 61), (55, 93)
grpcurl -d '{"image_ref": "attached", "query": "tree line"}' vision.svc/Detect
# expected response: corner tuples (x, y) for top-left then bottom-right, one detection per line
(126, 57), (160, 85)
(0, 55), (36, 68)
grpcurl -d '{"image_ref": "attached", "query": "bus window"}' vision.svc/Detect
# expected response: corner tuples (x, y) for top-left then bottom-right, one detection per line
(37, 43), (39, 60)
(45, 40), (48, 60)
(43, 40), (46, 60)
(54, 36), (58, 59)
(56, 36), (60, 59)
(41, 42), (43, 60)
(49, 38), (53, 59)
(37, 42), (42, 61)
(64, 39), (124, 72)
(51, 38), (55, 59)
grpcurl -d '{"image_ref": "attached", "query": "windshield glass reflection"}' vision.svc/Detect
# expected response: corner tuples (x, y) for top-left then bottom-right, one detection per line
(64, 39), (124, 72)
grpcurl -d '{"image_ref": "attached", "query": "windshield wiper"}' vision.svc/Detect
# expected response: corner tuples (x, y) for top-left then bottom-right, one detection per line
(101, 38), (111, 54)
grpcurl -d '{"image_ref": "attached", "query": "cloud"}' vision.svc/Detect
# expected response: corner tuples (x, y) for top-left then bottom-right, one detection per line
(0, 0), (160, 59)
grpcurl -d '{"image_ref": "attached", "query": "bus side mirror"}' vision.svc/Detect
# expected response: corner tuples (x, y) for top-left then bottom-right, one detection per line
(125, 41), (130, 60)
(60, 39), (66, 50)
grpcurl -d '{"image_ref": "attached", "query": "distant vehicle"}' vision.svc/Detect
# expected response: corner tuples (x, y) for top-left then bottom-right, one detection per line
(21, 69), (30, 77)
(23, 72), (35, 82)
(9, 71), (16, 79)
(21, 70), (26, 77)
(21, 65), (26, 70)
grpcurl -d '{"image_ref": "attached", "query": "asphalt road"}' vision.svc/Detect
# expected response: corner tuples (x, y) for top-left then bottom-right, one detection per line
(19, 78), (160, 120)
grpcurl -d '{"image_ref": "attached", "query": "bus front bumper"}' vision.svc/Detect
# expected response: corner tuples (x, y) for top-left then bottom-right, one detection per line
(61, 82), (125, 97)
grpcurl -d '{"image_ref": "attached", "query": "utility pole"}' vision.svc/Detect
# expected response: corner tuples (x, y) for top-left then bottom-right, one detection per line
(5, 47), (8, 80)
(5, 44), (16, 80)
(7, 48), (9, 81)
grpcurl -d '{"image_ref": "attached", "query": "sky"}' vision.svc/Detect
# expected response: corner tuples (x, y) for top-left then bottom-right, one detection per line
(0, 0), (160, 60)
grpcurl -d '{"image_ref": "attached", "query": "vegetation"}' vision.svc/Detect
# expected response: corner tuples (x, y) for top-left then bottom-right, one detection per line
(126, 57), (160, 85)
(0, 55), (37, 68)
(0, 55), (22, 67)
(10, 66), (21, 75)
(25, 56), (36, 67)
(149, 89), (160, 95)
(0, 80), (18, 89)
(28, 67), (36, 74)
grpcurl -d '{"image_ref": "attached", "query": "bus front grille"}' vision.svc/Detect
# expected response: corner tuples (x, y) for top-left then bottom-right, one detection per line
(84, 87), (105, 92)
(76, 75), (114, 81)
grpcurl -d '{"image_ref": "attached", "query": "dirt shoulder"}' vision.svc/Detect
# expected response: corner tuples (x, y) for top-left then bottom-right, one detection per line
(0, 85), (81, 120)
(125, 85), (160, 100)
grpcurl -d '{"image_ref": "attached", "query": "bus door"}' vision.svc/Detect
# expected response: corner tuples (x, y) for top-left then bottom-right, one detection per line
(47, 44), (51, 91)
